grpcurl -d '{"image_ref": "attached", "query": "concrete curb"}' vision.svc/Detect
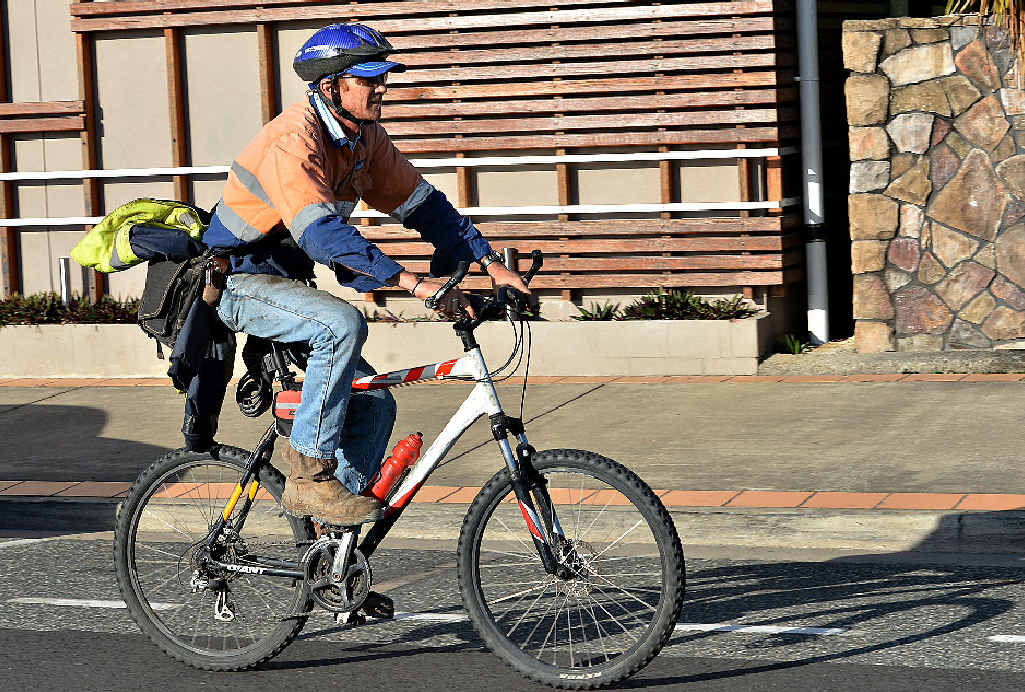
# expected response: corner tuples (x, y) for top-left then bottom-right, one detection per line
(6, 374), (1025, 387)
(5, 495), (1025, 555)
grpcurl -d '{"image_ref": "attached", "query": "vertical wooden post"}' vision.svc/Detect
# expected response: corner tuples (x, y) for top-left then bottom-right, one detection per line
(766, 155), (784, 214)
(165, 26), (189, 203)
(0, 1), (17, 298)
(555, 147), (574, 302)
(75, 1), (104, 300)
(257, 23), (278, 124)
(658, 144), (674, 286)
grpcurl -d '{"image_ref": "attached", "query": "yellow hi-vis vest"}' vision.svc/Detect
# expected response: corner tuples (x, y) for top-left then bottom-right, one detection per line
(71, 198), (206, 273)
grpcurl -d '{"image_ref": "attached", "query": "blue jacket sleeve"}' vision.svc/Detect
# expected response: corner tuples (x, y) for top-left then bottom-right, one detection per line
(401, 189), (492, 277)
(297, 214), (403, 291)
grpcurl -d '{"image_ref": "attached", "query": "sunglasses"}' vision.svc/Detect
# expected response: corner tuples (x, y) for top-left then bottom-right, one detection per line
(343, 73), (389, 88)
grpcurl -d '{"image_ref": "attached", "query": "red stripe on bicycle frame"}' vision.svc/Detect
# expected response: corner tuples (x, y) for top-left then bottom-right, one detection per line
(518, 502), (545, 541)
(435, 359), (459, 378)
(404, 366), (426, 383)
(386, 481), (425, 517)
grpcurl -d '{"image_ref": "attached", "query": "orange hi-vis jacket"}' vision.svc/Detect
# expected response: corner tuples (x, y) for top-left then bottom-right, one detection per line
(203, 95), (492, 290)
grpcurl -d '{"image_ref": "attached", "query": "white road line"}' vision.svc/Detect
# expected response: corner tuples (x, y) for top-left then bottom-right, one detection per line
(392, 611), (468, 623)
(0, 537), (62, 549)
(387, 613), (848, 636)
(675, 623), (848, 636)
(7, 597), (180, 611)
(1, 598), (850, 637)
(989, 635), (1025, 643)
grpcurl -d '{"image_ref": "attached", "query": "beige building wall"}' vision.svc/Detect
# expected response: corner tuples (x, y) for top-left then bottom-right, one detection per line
(6, 0), (83, 295)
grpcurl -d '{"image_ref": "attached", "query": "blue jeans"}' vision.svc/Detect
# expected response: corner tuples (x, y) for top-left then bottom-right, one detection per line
(216, 273), (396, 493)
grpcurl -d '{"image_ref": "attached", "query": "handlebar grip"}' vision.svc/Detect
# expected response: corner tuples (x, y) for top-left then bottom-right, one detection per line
(425, 260), (470, 310)
(522, 250), (543, 285)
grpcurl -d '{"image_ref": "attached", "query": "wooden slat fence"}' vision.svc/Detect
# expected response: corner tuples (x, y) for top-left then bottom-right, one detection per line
(57, 0), (803, 301)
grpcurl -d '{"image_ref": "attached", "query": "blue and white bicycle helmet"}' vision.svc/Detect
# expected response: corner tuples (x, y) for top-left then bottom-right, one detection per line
(293, 23), (406, 83)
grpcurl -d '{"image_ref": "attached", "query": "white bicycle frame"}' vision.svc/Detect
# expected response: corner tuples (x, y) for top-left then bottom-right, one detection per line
(350, 344), (555, 548)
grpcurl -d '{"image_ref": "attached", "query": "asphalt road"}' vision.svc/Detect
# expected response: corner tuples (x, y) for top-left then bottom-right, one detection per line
(5, 534), (1025, 691)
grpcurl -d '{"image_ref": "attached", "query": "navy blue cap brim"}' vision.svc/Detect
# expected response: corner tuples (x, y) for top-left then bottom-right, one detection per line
(344, 61), (406, 77)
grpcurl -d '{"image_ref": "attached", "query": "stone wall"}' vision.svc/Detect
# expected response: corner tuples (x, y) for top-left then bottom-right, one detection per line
(844, 16), (1025, 352)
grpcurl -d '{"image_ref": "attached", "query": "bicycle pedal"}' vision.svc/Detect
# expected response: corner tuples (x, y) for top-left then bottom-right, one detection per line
(334, 610), (367, 627)
(311, 510), (385, 528)
(360, 591), (394, 620)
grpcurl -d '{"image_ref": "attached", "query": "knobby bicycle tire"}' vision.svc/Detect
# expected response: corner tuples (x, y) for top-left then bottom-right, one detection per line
(457, 449), (685, 690)
(113, 445), (314, 671)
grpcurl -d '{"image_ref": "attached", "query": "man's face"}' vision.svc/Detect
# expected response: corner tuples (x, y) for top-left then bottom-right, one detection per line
(324, 73), (388, 122)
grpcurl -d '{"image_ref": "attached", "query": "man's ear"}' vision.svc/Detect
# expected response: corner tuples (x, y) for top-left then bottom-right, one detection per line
(317, 79), (332, 100)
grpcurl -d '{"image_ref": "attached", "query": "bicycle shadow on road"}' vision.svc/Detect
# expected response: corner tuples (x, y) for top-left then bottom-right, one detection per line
(287, 512), (1025, 688)
(615, 510), (1025, 688)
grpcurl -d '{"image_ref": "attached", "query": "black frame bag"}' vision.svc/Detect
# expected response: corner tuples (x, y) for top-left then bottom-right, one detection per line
(138, 256), (209, 356)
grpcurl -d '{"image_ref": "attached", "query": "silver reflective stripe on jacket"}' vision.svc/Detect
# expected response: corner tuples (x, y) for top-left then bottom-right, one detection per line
(109, 232), (132, 270)
(290, 200), (358, 242)
(230, 161), (272, 204)
(390, 179), (434, 223)
(215, 198), (265, 243)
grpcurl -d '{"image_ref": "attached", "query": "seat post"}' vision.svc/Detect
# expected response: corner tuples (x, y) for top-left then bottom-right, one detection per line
(271, 343), (300, 391)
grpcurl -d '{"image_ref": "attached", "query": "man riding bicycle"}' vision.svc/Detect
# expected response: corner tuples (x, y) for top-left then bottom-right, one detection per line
(202, 23), (529, 526)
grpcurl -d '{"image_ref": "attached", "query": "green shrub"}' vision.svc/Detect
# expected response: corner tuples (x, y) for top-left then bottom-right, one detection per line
(780, 333), (810, 354)
(571, 301), (620, 321)
(0, 292), (140, 326)
(619, 289), (758, 321)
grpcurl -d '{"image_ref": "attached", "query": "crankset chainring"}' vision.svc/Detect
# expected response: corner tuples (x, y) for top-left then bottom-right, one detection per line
(302, 537), (372, 614)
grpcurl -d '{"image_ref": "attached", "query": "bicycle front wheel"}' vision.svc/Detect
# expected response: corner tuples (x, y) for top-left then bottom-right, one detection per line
(113, 445), (314, 670)
(457, 449), (684, 689)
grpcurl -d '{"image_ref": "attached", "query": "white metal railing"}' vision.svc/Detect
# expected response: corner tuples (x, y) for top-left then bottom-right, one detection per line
(0, 147), (800, 225)
(0, 147), (799, 182)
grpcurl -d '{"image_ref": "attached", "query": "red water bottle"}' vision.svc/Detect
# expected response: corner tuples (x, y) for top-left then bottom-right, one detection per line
(364, 433), (423, 502)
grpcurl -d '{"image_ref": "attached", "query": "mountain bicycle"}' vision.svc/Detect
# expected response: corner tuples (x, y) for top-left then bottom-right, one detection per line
(113, 251), (685, 689)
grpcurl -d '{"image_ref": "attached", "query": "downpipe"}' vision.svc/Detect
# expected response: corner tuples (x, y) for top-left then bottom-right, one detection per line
(797, 0), (829, 344)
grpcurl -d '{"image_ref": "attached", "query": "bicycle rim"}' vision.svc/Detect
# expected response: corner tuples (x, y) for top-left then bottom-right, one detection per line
(463, 452), (683, 685)
(125, 457), (306, 660)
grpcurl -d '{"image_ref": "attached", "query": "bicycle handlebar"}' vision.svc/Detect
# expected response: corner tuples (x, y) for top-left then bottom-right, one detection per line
(424, 260), (471, 310)
(423, 251), (544, 325)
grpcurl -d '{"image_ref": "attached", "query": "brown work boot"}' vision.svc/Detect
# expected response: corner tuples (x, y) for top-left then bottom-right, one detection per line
(281, 446), (382, 525)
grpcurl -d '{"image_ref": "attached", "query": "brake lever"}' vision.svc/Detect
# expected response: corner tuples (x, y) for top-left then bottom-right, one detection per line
(425, 261), (470, 310)
(522, 250), (543, 286)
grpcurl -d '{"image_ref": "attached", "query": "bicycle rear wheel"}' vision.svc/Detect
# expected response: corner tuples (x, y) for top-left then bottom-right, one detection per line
(457, 449), (684, 689)
(113, 445), (313, 670)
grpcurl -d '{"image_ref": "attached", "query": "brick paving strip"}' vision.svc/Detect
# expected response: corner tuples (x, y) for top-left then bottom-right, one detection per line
(3, 374), (1025, 387)
(2, 480), (1024, 511)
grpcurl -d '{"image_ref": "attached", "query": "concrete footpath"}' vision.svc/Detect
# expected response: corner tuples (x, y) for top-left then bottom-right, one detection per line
(5, 374), (1025, 556)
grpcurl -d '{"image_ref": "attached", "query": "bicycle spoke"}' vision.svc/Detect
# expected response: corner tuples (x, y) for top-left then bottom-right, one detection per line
(538, 593), (569, 664)
(124, 458), (306, 660)
(492, 579), (555, 606)
(519, 586), (562, 648)
(135, 542), (185, 560)
(588, 519), (645, 562)
(506, 580), (557, 637)
(591, 572), (658, 614)
(574, 475), (584, 544)
(467, 458), (681, 684)
(494, 513), (537, 557)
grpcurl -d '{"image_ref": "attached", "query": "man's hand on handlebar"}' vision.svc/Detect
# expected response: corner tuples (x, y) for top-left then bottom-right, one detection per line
(484, 261), (530, 296)
(415, 277), (476, 319)
(389, 270), (475, 319)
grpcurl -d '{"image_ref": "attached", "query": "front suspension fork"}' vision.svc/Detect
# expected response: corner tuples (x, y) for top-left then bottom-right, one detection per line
(492, 414), (564, 575)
